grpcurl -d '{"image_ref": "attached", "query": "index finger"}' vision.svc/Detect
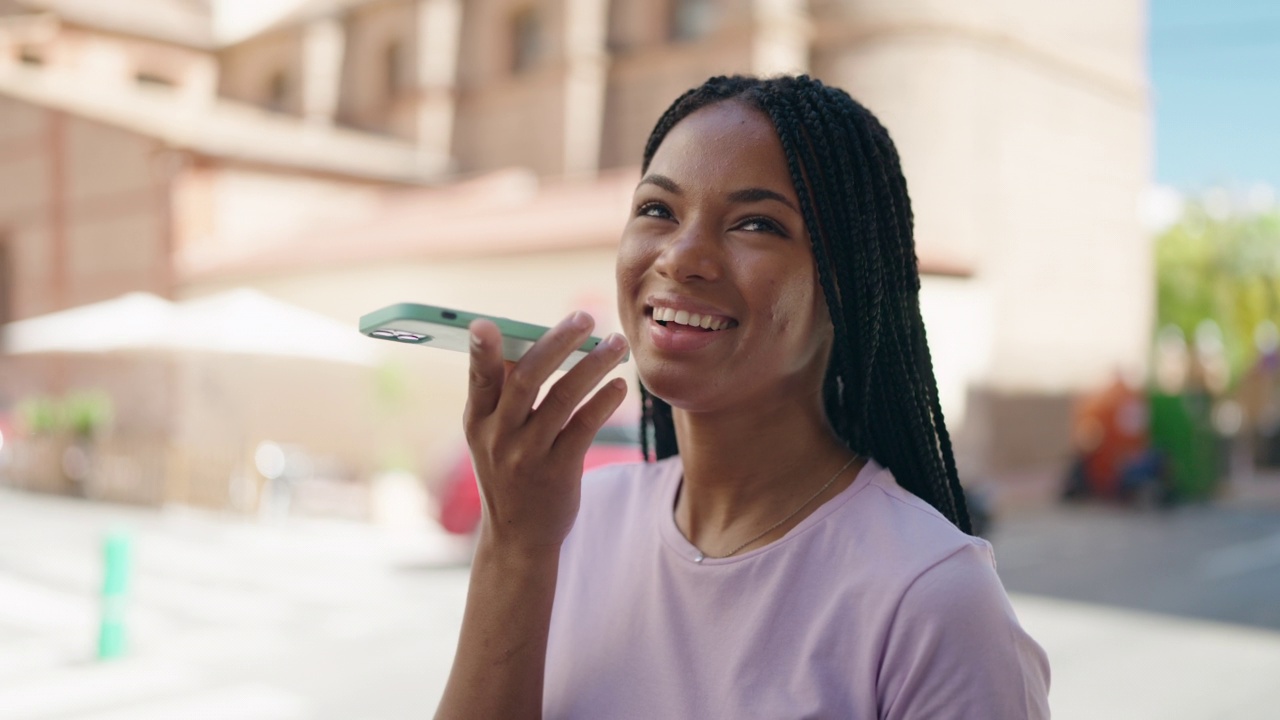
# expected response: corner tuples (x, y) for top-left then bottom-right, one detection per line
(465, 319), (506, 422)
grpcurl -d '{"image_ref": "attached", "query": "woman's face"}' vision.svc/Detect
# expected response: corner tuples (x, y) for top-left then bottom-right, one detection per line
(616, 100), (833, 414)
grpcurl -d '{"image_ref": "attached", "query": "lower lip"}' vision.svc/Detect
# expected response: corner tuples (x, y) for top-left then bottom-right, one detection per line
(647, 318), (732, 353)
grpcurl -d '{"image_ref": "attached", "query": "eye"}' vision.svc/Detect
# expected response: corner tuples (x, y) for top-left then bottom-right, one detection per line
(636, 201), (674, 220)
(736, 216), (787, 236)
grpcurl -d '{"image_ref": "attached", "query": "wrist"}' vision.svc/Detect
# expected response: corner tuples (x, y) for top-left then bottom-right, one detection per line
(474, 531), (563, 569)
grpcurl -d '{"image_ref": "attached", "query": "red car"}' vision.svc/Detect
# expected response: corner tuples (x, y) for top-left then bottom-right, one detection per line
(436, 424), (643, 534)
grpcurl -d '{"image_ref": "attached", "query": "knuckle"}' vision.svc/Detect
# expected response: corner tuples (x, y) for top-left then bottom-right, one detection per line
(506, 369), (538, 395)
(469, 364), (495, 389)
(543, 384), (577, 411)
(462, 415), (480, 438)
(506, 447), (540, 475)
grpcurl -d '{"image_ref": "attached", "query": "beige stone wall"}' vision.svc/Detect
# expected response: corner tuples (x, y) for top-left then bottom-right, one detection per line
(0, 23), (216, 103)
(600, 35), (755, 169)
(457, 0), (570, 88)
(0, 97), (169, 320)
(454, 71), (568, 175)
(810, 0), (1151, 476)
(336, 0), (418, 137)
(217, 29), (306, 114)
(63, 115), (169, 305)
(453, 0), (571, 174)
(814, 0), (1151, 392)
(172, 161), (391, 277)
(813, 0), (1146, 91)
(0, 97), (49, 319)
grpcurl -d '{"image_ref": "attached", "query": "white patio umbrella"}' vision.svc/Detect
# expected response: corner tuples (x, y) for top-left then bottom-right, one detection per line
(2, 288), (380, 367)
(1, 292), (177, 354)
(171, 288), (380, 367)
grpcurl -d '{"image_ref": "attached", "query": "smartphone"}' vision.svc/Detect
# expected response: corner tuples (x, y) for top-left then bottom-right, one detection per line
(359, 303), (627, 371)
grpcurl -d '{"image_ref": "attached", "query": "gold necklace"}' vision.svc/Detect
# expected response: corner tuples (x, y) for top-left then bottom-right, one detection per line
(690, 454), (860, 564)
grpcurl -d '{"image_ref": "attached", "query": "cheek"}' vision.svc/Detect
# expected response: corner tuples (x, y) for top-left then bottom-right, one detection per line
(615, 238), (643, 290)
(615, 235), (653, 317)
(774, 269), (830, 350)
(769, 271), (819, 325)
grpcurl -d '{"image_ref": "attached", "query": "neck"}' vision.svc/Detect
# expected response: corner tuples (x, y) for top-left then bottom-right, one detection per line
(671, 390), (856, 556)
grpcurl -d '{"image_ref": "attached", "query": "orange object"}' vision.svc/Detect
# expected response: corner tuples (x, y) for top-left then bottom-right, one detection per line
(1071, 375), (1150, 498)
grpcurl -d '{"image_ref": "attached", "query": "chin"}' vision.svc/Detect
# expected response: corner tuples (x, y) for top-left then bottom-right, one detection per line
(636, 360), (730, 414)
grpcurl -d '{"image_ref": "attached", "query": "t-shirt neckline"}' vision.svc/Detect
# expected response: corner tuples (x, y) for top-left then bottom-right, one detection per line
(656, 455), (880, 566)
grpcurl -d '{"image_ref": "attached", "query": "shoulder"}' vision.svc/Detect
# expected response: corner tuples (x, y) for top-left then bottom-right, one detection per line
(852, 465), (1011, 632)
(860, 468), (1051, 719)
(876, 539), (1051, 719)
(841, 462), (987, 577)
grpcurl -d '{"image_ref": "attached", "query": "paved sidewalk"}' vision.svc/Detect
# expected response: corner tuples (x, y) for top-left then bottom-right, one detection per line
(1015, 595), (1280, 719)
(1, 488), (1278, 719)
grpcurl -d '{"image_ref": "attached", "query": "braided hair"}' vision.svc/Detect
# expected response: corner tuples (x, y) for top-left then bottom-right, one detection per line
(636, 74), (972, 534)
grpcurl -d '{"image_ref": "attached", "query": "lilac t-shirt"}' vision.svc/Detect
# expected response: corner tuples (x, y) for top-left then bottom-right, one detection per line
(544, 456), (1050, 719)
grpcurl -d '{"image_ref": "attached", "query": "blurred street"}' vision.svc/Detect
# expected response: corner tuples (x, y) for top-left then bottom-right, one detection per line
(1, 487), (1279, 720)
(994, 494), (1280, 631)
(0, 487), (473, 720)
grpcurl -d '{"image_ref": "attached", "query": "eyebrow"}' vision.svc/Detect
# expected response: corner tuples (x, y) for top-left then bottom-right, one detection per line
(638, 174), (799, 213)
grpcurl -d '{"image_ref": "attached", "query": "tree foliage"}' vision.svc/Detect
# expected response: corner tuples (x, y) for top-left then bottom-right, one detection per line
(1155, 201), (1280, 385)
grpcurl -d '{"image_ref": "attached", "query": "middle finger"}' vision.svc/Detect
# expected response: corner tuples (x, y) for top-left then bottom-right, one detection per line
(496, 311), (596, 424)
(527, 331), (629, 443)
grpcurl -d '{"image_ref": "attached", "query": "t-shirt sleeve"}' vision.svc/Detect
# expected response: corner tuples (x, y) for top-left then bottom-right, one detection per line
(876, 540), (1051, 720)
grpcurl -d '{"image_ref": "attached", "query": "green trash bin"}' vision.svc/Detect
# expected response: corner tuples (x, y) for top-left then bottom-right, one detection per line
(1149, 391), (1220, 501)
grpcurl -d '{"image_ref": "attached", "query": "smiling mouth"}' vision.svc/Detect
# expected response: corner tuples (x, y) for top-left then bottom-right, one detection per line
(648, 306), (738, 332)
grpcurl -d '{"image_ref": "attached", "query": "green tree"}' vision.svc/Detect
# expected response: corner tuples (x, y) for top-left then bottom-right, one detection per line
(1155, 200), (1280, 385)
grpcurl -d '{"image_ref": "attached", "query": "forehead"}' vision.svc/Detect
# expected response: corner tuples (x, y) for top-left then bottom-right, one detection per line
(648, 101), (794, 193)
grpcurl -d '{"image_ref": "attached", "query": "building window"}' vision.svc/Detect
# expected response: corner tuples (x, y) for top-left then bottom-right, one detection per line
(511, 7), (544, 74)
(17, 45), (43, 66)
(135, 72), (175, 89)
(267, 70), (290, 112)
(671, 0), (715, 42)
(385, 40), (405, 97)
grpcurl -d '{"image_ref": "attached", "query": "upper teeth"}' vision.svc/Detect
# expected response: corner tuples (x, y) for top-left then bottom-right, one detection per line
(652, 306), (731, 330)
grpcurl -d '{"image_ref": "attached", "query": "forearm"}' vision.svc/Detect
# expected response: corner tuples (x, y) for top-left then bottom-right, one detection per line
(435, 538), (561, 720)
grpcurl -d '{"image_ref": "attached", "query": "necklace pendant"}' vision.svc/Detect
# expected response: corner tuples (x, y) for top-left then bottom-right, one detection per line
(694, 551), (704, 564)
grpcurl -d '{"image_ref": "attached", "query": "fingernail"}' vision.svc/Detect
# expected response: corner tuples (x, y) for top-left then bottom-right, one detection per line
(602, 333), (626, 351)
(571, 311), (592, 329)
(470, 330), (482, 348)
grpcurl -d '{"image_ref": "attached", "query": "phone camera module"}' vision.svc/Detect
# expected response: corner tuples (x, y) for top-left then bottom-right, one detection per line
(393, 332), (431, 343)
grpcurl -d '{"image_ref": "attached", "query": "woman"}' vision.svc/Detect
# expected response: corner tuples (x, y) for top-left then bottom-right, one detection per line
(438, 75), (1050, 719)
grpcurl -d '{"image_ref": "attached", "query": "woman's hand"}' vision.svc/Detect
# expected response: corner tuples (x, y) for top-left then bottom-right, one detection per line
(438, 312), (626, 719)
(464, 311), (630, 552)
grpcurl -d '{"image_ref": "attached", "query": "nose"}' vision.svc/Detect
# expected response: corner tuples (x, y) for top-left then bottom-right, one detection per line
(653, 221), (722, 283)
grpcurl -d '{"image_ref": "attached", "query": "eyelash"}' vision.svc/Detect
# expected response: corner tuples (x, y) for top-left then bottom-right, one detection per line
(637, 201), (672, 220)
(635, 203), (787, 236)
(738, 217), (785, 235)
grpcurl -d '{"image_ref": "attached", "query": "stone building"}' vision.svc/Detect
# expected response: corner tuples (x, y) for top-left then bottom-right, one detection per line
(0, 0), (1151, 510)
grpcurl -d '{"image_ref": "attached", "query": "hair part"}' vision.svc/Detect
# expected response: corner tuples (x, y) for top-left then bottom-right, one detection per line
(637, 74), (972, 534)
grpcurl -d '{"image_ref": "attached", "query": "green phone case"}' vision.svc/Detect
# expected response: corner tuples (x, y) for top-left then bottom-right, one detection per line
(358, 303), (625, 371)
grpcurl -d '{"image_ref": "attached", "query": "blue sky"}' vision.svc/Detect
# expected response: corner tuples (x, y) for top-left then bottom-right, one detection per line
(1151, 0), (1280, 191)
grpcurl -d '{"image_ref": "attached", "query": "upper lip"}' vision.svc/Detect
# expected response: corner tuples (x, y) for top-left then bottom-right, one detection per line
(645, 294), (738, 325)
